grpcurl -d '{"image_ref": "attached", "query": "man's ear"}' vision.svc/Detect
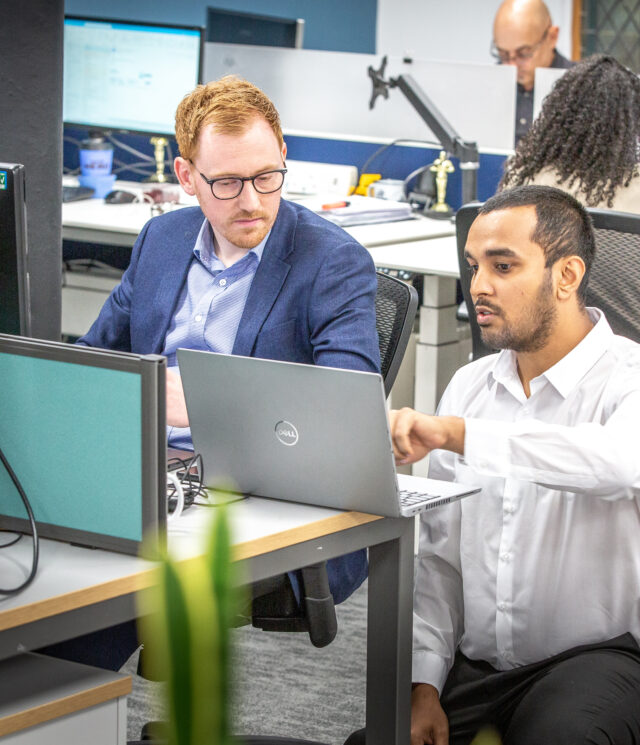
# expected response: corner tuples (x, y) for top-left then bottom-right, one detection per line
(548, 25), (560, 47)
(174, 157), (196, 196)
(555, 256), (586, 301)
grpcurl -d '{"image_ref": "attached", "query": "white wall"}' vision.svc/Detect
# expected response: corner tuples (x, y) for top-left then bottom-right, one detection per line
(376, 0), (574, 64)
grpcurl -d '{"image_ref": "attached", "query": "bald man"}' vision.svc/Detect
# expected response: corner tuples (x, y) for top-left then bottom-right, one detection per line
(492, 0), (574, 145)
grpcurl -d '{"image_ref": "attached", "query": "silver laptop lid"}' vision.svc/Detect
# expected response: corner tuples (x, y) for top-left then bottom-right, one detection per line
(177, 350), (405, 516)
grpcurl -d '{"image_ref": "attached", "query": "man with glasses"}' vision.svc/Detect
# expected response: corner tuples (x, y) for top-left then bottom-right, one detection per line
(492, 0), (574, 145)
(77, 75), (380, 612)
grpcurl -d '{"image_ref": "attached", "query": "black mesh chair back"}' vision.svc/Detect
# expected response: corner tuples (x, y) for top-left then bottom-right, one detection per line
(375, 271), (419, 396)
(455, 203), (494, 360)
(456, 203), (640, 360)
(585, 209), (640, 343)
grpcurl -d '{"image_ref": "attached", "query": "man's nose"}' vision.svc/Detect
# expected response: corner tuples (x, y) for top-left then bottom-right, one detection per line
(471, 268), (493, 297)
(237, 180), (261, 210)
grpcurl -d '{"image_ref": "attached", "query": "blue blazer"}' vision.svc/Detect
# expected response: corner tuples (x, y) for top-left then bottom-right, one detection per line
(80, 200), (380, 374)
(80, 199), (380, 604)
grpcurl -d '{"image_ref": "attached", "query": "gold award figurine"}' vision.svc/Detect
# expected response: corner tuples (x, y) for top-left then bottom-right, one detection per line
(429, 150), (454, 213)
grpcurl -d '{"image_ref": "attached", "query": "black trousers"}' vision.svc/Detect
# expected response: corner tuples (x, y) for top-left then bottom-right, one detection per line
(345, 634), (640, 745)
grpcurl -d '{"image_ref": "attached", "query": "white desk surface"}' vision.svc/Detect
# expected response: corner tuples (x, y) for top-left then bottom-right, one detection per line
(0, 497), (411, 745)
(0, 498), (380, 631)
(368, 235), (460, 277)
(62, 198), (455, 249)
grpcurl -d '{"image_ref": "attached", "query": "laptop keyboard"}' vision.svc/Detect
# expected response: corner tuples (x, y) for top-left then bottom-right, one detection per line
(400, 489), (449, 507)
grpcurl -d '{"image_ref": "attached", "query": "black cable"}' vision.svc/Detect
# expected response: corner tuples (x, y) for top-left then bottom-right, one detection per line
(0, 447), (39, 595)
(167, 453), (208, 512)
(359, 137), (442, 179)
(0, 533), (22, 548)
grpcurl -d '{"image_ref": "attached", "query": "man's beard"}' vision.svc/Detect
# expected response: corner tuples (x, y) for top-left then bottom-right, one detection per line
(479, 272), (557, 353)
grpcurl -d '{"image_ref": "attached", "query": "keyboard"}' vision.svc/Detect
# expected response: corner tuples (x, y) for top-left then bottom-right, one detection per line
(62, 185), (95, 202)
(399, 488), (450, 507)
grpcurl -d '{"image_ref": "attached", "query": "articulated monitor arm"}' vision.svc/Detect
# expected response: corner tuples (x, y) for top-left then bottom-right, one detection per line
(368, 56), (479, 205)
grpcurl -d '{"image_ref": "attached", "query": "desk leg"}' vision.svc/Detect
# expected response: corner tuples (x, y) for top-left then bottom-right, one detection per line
(413, 275), (460, 477)
(365, 518), (414, 745)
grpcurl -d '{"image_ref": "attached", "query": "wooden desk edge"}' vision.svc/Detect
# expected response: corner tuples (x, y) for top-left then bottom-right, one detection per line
(0, 510), (382, 631)
(0, 676), (132, 737)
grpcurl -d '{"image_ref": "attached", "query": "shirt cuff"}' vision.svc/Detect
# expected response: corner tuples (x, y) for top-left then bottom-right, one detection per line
(412, 650), (452, 695)
(463, 417), (509, 474)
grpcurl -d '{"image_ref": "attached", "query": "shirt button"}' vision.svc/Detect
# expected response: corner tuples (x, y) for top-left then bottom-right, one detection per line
(195, 314), (203, 322)
(219, 278), (227, 287)
(520, 117), (527, 125)
(500, 552), (511, 562)
(498, 602), (508, 612)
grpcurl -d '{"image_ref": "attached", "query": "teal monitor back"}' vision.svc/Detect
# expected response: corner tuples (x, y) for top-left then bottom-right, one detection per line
(0, 336), (166, 555)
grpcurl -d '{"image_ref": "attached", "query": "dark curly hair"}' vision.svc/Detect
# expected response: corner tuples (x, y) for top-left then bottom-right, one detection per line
(500, 55), (640, 207)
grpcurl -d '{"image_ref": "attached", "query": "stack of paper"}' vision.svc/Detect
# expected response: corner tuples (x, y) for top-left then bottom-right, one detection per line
(295, 195), (414, 227)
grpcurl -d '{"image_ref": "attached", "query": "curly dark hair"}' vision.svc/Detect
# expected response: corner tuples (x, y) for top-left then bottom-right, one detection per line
(500, 54), (640, 207)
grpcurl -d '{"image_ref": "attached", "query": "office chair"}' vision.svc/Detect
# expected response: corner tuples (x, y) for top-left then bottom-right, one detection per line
(250, 272), (419, 643)
(584, 209), (640, 342)
(133, 273), (419, 745)
(456, 203), (640, 362)
(455, 203), (494, 361)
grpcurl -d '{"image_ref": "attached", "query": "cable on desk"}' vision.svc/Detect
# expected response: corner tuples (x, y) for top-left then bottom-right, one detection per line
(167, 452), (208, 512)
(0, 446), (39, 595)
(0, 533), (22, 548)
(359, 137), (442, 181)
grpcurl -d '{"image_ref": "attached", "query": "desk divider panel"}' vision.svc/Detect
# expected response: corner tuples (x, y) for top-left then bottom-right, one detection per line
(0, 336), (166, 555)
(203, 44), (516, 152)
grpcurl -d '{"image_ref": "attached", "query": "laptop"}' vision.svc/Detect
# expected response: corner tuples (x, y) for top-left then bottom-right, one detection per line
(177, 350), (480, 517)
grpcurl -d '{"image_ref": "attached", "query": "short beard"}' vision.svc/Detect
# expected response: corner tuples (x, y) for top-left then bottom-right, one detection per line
(479, 270), (557, 353)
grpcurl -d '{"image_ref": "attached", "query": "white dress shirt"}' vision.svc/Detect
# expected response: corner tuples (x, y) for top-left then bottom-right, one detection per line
(413, 309), (640, 693)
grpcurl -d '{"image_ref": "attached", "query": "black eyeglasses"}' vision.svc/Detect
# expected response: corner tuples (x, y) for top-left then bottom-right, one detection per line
(196, 167), (287, 200)
(490, 25), (550, 63)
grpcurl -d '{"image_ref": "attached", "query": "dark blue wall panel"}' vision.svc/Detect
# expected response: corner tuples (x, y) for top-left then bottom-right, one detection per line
(64, 127), (505, 210)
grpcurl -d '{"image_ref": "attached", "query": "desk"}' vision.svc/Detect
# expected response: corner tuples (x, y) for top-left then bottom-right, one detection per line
(0, 498), (414, 745)
(62, 198), (454, 248)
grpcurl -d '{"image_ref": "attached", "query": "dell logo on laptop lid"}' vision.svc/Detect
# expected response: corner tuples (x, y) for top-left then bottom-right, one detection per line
(275, 420), (298, 446)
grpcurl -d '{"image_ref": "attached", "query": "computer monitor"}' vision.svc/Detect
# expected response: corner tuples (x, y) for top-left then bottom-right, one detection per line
(0, 163), (31, 337)
(0, 335), (166, 556)
(63, 16), (204, 137)
(206, 7), (304, 49)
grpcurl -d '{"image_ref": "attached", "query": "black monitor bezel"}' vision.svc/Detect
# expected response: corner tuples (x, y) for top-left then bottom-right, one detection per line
(205, 6), (303, 49)
(63, 15), (205, 138)
(0, 163), (31, 337)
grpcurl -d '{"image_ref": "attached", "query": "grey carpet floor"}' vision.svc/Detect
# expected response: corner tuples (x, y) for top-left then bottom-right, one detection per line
(123, 579), (368, 745)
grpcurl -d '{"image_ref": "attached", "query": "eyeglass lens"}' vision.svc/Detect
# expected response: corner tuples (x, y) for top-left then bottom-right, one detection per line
(211, 170), (285, 199)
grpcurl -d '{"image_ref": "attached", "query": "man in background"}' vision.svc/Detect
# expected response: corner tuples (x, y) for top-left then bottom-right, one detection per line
(492, 0), (574, 145)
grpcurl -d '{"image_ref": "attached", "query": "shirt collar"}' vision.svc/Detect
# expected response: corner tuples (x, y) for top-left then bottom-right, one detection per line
(193, 217), (269, 269)
(489, 308), (613, 399)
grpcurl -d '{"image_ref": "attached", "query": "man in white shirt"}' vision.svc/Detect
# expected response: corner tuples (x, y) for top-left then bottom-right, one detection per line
(387, 185), (640, 745)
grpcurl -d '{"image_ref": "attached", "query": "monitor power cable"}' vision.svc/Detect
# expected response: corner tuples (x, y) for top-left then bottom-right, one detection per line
(0, 446), (39, 595)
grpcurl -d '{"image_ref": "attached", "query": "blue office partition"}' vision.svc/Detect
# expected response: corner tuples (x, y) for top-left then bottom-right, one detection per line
(0, 336), (166, 555)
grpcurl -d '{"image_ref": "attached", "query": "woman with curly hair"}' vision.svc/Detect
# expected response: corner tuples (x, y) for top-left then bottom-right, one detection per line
(500, 54), (640, 213)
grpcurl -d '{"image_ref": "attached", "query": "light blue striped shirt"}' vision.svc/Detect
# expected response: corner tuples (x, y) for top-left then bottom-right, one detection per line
(163, 217), (269, 449)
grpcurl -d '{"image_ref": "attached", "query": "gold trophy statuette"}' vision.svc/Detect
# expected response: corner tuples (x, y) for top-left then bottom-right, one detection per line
(429, 150), (454, 213)
(149, 136), (169, 183)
